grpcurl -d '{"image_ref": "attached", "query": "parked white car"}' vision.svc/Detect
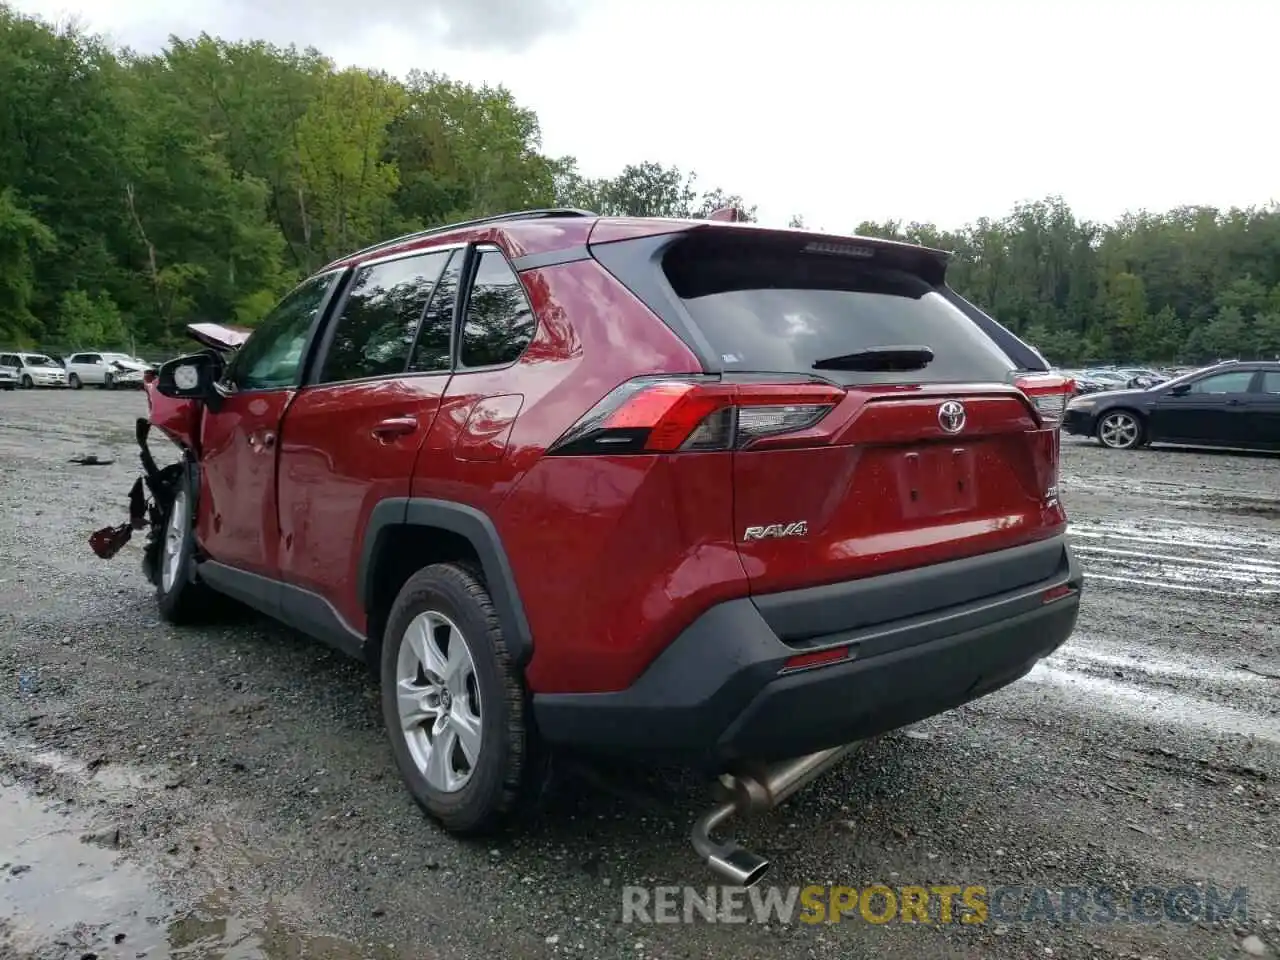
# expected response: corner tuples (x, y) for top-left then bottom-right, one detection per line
(0, 356), (18, 390)
(0, 352), (68, 388)
(65, 352), (151, 389)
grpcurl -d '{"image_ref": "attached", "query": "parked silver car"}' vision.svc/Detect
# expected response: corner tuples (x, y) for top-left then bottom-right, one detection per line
(0, 352), (68, 388)
(65, 352), (151, 389)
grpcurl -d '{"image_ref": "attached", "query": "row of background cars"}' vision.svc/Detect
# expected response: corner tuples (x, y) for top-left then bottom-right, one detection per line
(1058, 360), (1280, 451)
(0, 350), (156, 390)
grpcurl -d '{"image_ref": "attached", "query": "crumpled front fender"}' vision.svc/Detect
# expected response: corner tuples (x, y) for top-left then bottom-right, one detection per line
(145, 378), (203, 455)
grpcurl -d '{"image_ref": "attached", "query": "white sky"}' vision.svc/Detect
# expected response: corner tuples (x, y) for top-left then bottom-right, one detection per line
(15, 0), (1280, 231)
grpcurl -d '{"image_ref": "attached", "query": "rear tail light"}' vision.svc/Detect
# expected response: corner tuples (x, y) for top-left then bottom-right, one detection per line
(1014, 373), (1075, 426)
(547, 376), (846, 455)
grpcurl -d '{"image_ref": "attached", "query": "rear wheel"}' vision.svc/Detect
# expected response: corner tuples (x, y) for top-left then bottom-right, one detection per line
(68, 373), (81, 389)
(20, 375), (32, 389)
(380, 563), (539, 835)
(1096, 410), (1144, 450)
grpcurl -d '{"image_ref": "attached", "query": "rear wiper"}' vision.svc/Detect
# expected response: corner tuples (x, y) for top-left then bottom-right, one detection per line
(812, 345), (935, 372)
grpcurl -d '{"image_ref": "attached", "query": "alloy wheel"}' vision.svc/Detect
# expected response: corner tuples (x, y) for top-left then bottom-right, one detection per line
(161, 486), (187, 592)
(1098, 412), (1140, 449)
(395, 610), (483, 793)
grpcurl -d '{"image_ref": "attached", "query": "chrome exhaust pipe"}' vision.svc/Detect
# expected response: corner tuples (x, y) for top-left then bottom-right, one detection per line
(692, 744), (857, 887)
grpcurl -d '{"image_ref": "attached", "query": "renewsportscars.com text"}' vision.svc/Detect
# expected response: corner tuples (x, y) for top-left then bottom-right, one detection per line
(621, 883), (1249, 925)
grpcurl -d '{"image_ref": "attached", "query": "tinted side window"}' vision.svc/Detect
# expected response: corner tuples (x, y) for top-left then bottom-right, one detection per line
(229, 273), (334, 391)
(1259, 371), (1280, 394)
(320, 251), (450, 384)
(408, 251), (462, 374)
(1189, 371), (1254, 394)
(459, 251), (536, 368)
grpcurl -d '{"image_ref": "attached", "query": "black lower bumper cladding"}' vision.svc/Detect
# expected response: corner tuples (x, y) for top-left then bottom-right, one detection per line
(88, 418), (184, 584)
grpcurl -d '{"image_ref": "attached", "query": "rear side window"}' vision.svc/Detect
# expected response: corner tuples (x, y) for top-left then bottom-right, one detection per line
(661, 235), (1017, 385)
(1261, 372), (1280, 394)
(1188, 370), (1254, 394)
(321, 251), (451, 383)
(407, 251), (462, 374)
(459, 250), (536, 369)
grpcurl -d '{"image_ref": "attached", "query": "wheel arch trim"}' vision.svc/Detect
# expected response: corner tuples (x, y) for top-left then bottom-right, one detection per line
(358, 497), (534, 665)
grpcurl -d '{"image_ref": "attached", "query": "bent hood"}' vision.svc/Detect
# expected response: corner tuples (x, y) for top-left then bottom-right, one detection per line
(187, 322), (250, 352)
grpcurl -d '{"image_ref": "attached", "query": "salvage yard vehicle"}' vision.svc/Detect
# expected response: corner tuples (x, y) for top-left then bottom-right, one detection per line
(89, 209), (1083, 884)
(2, 351), (68, 388)
(1063, 360), (1280, 451)
(0, 356), (17, 390)
(65, 352), (153, 389)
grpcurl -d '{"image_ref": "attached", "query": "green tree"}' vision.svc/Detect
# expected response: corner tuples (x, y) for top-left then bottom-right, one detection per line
(1251, 313), (1280, 359)
(54, 288), (127, 347)
(0, 188), (56, 343)
(294, 67), (404, 267)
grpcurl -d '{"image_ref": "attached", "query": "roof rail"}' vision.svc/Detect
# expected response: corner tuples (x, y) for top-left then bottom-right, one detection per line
(337, 208), (599, 265)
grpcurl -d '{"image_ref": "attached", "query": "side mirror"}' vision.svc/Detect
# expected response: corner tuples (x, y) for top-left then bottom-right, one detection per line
(155, 352), (223, 403)
(1168, 383), (1191, 397)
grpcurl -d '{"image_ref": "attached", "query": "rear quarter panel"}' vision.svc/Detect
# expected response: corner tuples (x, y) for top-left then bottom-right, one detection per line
(410, 258), (749, 694)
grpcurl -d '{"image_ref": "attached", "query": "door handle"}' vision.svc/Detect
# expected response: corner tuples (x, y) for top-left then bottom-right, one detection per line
(1227, 398), (1245, 407)
(371, 416), (419, 441)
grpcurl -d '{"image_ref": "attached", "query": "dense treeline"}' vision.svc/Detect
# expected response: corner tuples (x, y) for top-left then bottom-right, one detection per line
(2, 6), (1278, 364)
(853, 203), (1280, 365)
(0, 6), (750, 353)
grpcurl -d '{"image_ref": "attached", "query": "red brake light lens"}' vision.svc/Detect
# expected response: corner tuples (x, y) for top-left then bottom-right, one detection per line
(1015, 373), (1075, 425)
(547, 377), (845, 455)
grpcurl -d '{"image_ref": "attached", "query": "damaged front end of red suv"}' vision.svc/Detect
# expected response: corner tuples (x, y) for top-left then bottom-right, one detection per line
(87, 322), (245, 580)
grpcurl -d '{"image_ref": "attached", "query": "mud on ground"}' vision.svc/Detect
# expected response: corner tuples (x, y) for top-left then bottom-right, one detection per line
(1, 389), (1278, 960)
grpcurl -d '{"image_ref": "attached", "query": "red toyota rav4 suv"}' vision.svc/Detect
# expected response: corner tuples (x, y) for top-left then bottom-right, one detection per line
(96, 209), (1081, 877)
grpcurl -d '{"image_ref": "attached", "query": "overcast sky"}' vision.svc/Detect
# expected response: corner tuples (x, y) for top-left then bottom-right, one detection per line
(14, 0), (1279, 231)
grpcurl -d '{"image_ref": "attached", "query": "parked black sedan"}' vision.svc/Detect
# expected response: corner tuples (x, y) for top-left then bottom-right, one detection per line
(1063, 360), (1280, 451)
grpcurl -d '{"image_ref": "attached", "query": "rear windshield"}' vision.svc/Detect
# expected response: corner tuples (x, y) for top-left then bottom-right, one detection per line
(662, 235), (1017, 385)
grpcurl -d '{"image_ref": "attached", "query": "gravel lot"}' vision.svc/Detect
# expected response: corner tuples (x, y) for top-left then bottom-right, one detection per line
(2, 388), (1278, 960)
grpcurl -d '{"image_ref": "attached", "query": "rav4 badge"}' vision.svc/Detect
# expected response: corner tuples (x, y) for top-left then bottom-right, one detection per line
(742, 521), (808, 542)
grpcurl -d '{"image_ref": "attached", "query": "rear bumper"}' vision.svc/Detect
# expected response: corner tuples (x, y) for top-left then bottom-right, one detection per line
(533, 537), (1083, 765)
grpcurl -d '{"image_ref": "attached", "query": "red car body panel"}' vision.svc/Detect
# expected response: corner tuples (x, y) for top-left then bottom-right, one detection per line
(145, 380), (202, 452)
(276, 375), (451, 631)
(196, 388), (292, 577)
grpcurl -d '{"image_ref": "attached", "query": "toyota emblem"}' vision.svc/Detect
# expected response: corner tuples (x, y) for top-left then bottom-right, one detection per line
(938, 400), (966, 434)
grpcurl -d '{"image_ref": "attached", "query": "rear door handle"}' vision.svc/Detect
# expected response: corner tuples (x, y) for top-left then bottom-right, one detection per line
(372, 416), (419, 441)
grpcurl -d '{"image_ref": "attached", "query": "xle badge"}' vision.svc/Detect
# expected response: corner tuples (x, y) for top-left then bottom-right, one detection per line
(742, 521), (808, 542)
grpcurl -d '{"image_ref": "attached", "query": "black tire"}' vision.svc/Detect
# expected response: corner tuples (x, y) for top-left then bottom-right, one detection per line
(68, 373), (81, 389)
(380, 563), (539, 835)
(1095, 409), (1145, 450)
(20, 375), (32, 389)
(103, 372), (115, 390)
(154, 467), (215, 624)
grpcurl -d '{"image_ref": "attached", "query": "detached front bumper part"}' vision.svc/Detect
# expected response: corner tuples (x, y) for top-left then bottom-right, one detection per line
(88, 418), (184, 580)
